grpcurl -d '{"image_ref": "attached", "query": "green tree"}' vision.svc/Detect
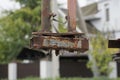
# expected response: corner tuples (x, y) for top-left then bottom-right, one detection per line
(15, 0), (41, 9)
(0, 0), (41, 63)
(88, 33), (118, 76)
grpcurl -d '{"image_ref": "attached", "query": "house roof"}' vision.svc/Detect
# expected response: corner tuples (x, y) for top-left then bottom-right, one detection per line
(60, 52), (89, 60)
(112, 53), (120, 61)
(82, 2), (98, 17)
(60, 2), (98, 17)
(86, 21), (99, 34)
(17, 47), (46, 60)
(60, 55), (89, 60)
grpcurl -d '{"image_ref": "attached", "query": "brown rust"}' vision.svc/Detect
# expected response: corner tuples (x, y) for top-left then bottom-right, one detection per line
(41, 0), (51, 32)
(68, 0), (77, 32)
(30, 35), (88, 52)
(32, 32), (84, 37)
(30, 0), (89, 53)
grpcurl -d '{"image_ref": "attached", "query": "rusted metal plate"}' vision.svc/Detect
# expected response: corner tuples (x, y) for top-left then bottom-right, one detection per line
(30, 33), (88, 52)
(32, 32), (84, 37)
(108, 39), (120, 48)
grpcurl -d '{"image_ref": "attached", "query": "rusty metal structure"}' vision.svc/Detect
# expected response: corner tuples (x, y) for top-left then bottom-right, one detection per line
(30, 0), (89, 54)
(108, 39), (120, 48)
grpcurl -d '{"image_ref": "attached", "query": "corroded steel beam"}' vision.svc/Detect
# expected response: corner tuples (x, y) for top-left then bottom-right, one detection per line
(30, 33), (88, 52)
(41, 0), (51, 32)
(68, 0), (77, 32)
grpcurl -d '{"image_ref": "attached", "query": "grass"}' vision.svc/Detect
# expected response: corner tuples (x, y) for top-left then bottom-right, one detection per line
(17, 77), (119, 80)
(2, 77), (120, 80)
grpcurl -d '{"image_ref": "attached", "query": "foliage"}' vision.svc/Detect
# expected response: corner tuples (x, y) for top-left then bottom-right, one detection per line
(15, 0), (41, 9)
(18, 77), (117, 80)
(58, 23), (67, 33)
(88, 33), (118, 76)
(58, 17), (67, 33)
(0, 0), (41, 63)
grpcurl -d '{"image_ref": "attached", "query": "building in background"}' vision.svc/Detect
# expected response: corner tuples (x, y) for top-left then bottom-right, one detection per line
(87, 0), (99, 4)
(82, 0), (120, 39)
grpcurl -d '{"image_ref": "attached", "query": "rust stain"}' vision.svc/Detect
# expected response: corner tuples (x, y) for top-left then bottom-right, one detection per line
(30, 0), (89, 53)
(68, 0), (77, 32)
(30, 33), (88, 52)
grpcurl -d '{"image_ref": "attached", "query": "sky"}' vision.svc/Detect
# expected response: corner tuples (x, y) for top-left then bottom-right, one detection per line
(0, 0), (20, 11)
(0, 0), (87, 12)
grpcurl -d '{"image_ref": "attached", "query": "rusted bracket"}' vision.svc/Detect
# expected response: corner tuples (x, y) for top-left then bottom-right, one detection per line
(30, 32), (88, 52)
(30, 0), (89, 55)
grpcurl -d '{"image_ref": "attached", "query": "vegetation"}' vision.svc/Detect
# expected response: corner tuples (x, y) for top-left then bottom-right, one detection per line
(88, 33), (118, 76)
(0, 0), (41, 63)
(0, 0), (67, 63)
(17, 77), (119, 80)
(58, 18), (67, 33)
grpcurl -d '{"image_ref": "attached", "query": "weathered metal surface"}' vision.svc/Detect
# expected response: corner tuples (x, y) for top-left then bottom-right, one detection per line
(32, 32), (84, 37)
(41, 0), (51, 32)
(30, 0), (89, 53)
(68, 0), (77, 32)
(108, 39), (120, 48)
(30, 33), (88, 52)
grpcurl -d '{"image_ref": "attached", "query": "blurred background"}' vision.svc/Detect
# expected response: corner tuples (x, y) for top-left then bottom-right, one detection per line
(0, 0), (120, 80)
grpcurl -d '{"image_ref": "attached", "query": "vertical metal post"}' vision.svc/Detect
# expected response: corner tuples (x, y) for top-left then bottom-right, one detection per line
(41, 0), (51, 32)
(68, 0), (77, 32)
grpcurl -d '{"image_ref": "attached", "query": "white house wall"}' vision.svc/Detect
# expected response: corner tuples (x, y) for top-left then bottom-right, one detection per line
(108, 0), (120, 31)
(97, 0), (112, 32)
(110, 0), (120, 32)
(89, 0), (120, 38)
(90, 19), (102, 31)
